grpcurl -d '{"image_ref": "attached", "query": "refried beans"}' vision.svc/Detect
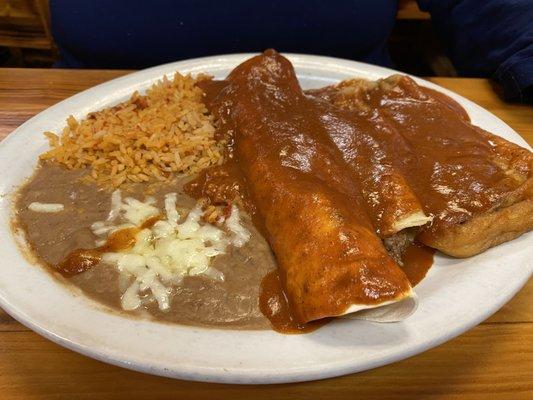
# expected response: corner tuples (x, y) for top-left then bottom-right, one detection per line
(15, 163), (276, 329)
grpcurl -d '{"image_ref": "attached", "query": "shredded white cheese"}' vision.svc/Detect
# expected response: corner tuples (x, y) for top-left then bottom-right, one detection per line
(28, 202), (64, 213)
(225, 204), (251, 247)
(107, 189), (122, 222)
(92, 191), (250, 312)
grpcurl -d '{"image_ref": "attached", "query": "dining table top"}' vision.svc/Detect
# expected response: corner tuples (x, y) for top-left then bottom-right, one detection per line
(0, 68), (531, 400)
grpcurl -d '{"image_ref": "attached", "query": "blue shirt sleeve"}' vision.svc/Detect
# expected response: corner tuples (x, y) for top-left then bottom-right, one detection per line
(418, 0), (533, 101)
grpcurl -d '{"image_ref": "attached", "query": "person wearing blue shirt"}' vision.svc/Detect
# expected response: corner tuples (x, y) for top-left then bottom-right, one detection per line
(50, 0), (533, 102)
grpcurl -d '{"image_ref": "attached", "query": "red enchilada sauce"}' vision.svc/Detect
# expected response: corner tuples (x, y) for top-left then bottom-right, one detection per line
(189, 49), (513, 329)
(400, 243), (435, 286)
(308, 77), (529, 240)
(196, 58), (418, 323)
(194, 51), (524, 243)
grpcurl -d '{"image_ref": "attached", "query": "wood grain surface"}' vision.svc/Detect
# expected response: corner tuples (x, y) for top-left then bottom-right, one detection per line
(0, 68), (531, 400)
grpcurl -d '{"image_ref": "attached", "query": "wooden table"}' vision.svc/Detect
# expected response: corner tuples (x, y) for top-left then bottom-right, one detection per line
(0, 69), (531, 399)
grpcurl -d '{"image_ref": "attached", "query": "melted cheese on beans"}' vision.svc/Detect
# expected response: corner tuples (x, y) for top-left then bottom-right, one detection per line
(92, 190), (250, 311)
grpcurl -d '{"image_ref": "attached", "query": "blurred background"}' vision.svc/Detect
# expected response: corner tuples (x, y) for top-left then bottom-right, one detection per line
(0, 0), (454, 77)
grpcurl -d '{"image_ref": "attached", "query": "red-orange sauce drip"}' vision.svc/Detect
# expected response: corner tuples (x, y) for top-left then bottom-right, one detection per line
(400, 242), (435, 286)
(259, 270), (330, 334)
(57, 248), (101, 276)
(56, 215), (160, 276)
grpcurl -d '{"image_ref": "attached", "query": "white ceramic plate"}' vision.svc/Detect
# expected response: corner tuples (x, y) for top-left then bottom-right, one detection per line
(0, 54), (531, 384)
